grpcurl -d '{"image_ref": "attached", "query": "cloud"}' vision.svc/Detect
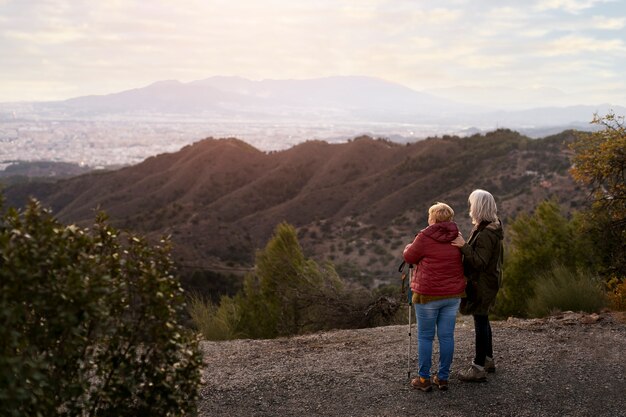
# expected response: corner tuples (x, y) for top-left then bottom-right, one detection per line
(591, 15), (626, 29)
(413, 7), (463, 24)
(0, 0), (625, 105)
(534, 0), (609, 13)
(4, 28), (86, 44)
(537, 35), (626, 56)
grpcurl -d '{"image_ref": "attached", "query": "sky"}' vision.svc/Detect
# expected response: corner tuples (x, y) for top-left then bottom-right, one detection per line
(1, 0), (625, 108)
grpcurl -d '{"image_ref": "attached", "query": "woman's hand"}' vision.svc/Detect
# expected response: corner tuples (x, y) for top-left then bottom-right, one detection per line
(451, 233), (465, 248)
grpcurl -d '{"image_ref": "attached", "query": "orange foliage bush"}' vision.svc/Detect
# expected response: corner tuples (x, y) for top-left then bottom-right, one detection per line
(607, 277), (626, 311)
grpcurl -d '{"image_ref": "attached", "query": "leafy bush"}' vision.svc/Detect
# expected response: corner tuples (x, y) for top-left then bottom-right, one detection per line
(607, 276), (626, 311)
(0, 199), (202, 416)
(527, 264), (606, 317)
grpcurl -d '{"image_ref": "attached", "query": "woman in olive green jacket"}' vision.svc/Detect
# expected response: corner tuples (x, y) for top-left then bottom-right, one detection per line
(451, 189), (504, 382)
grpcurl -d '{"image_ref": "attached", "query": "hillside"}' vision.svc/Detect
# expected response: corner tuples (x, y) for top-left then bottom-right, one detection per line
(200, 312), (626, 417)
(3, 129), (587, 286)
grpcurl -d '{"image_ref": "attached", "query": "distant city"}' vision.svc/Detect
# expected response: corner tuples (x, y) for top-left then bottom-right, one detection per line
(0, 118), (478, 170)
(1, 76), (621, 170)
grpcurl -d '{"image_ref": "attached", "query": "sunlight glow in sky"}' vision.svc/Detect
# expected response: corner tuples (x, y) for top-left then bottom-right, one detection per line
(0, 0), (625, 107)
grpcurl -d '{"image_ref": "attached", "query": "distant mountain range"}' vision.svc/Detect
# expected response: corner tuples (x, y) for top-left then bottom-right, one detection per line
(4, 129), (589, 284)
(37, 76), (463, 121)
(6, 76), (624, 135)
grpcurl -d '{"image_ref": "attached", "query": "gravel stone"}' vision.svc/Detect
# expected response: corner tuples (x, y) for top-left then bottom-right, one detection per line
(199, 311), (626, 417)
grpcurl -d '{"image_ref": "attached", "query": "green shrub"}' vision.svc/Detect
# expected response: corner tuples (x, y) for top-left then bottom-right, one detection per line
(0, 199), (202, 416)
(188, 294), (243, 341)
(527, 264), (606, 317)
(188, 293), (218, 337)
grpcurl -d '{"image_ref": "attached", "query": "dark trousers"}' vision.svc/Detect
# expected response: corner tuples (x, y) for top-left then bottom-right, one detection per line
(473, 314), (493, 367)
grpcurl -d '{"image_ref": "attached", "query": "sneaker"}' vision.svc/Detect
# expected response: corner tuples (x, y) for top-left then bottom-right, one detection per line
(458, 364), (487, 382)
(432, 375), (448, 391)
(485, 356), (496, 373)
(411, 376), (433, 392)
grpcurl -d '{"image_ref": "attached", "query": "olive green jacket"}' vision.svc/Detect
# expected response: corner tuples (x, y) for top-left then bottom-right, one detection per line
(459, 220), (504, 315)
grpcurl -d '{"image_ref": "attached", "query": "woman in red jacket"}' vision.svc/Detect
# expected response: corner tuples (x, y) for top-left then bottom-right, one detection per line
(403, 202), (466, 392)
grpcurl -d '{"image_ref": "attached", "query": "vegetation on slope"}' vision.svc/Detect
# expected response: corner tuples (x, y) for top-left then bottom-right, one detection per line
(494, 112), (626, 317)
(2, 129), (586, 291)
(189, 222), (402, 340)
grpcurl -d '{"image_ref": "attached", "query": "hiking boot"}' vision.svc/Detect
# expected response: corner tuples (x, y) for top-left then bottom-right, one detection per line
(411, 376), (433, 392)
(458, 364), (487, 382)
(485, 356), (496, 373)
(432, 375), (448, 391)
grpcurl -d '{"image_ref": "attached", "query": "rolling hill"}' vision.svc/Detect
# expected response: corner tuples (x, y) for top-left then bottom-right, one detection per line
(3, 129), (588, 286)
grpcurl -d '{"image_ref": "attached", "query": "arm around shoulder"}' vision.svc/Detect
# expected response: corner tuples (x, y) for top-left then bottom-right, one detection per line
(461, 231), (498, 270)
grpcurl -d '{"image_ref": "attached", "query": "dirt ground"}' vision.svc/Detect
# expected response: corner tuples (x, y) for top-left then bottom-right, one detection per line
(199, 312), (626, 417)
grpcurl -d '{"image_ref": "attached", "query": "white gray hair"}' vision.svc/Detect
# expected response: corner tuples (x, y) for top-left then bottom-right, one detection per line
(468, 189), (498, 224)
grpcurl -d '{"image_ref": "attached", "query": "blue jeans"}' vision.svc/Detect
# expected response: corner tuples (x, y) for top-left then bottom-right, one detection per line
(414, 298), (460, 380)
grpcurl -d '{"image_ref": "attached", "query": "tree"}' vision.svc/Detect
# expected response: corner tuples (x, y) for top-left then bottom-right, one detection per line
(570, 112), (626, 276)
(496, 200), (597, 317)
(0, 199), (202, 416)
(191, 222), (391, 340)
(237, 222), (371, 338)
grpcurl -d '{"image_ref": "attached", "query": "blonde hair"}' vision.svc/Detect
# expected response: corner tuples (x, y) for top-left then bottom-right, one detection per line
(468, 189), (498, 224)
(428, 202), (455, 223)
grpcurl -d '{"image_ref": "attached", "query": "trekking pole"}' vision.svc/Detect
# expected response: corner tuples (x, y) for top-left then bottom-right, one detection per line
(399, 261), (414, 381)
(407, 264), (413, 382)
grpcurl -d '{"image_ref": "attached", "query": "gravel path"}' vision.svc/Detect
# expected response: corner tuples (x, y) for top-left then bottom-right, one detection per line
(199, 312), (626, 417)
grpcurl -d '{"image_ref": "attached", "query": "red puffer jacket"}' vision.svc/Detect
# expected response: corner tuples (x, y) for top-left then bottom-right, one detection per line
(403, 221), (465, 296)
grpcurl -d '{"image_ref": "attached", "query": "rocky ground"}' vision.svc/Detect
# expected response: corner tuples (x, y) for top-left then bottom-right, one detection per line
(199, 312), (626, 417)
